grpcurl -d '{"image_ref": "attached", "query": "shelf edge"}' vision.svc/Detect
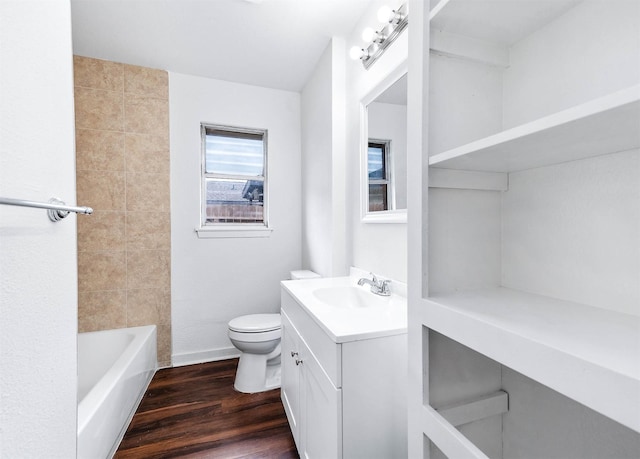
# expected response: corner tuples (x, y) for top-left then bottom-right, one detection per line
(422, 293), (640, 433)
(429, 85), (640, 169)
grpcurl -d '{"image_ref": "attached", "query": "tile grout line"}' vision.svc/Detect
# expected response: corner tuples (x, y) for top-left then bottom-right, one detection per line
(123, 64), (129, 330)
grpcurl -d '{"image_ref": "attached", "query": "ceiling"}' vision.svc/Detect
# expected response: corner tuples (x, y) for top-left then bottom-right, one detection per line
(70, 0), (373, 92)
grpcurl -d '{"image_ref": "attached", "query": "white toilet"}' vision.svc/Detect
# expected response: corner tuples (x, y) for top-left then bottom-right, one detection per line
(228, 270), (320, 393)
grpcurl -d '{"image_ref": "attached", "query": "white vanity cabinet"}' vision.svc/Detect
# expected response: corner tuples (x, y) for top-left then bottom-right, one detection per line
(280, 282), (408, 459)
(280, 309), (303, 447)
(281, 308), (341, 458)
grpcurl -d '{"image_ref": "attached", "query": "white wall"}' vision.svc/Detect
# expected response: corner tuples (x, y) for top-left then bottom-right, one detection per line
(345, 0), (408, 282)
(0, 1), (78, 456)
(502, 366), (640, 458)
(428, 53), (503, 154)
(503, 0), (640, 128)
(428, 188), (502, 295)
(301, 43), (334, 276)
(502, 149), (640, 316)
(169, 73), (302, 365)
(301, 38), (348, 277)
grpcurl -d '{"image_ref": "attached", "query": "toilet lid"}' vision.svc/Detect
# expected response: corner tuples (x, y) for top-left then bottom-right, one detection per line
(228, 313), (281, 333)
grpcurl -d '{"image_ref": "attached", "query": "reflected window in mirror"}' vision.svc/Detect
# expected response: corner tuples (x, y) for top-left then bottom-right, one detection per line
(362, 71), (407, 222)
(368, 139), (391, 211)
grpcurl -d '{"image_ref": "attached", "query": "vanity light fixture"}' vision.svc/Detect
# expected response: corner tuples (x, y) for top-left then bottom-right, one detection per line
(349, 3), (408, 69)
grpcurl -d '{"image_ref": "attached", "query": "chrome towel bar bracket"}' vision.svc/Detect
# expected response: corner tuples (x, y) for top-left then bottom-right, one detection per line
(0, 196), (93, 222)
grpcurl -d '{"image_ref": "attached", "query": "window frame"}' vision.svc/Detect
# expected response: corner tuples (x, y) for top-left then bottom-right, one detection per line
(367, 138), (394, 212)
(198, 123), (271, 238)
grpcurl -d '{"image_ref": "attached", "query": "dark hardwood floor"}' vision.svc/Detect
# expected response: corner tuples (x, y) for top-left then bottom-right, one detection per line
(115, 359), (299, 459)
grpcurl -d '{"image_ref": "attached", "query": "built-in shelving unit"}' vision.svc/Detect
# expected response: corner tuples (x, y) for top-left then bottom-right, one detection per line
(429, 85), (640, 172)
(426, 287), (640, 432)
(412, 0), (640, 457)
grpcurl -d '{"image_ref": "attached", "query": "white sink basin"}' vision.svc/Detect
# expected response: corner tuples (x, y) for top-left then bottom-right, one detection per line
(313, 286), (391, 309)
(280, 273), (407, 342)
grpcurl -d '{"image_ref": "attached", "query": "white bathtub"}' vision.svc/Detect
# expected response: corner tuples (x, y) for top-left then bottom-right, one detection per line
(77, 325), (157, 459)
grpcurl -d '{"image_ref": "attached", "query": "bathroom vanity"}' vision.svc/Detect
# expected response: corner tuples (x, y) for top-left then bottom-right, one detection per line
(280, 274), (407, 459)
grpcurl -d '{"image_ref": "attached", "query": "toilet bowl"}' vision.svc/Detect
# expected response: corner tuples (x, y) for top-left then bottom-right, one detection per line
(228, 313), (282, 393)
(228, 270), (320, 393)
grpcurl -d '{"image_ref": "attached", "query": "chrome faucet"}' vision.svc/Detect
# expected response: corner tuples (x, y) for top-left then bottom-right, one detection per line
(357, 272), (391, 296)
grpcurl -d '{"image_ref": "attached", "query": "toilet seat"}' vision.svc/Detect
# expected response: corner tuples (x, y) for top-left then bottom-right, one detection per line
(228, 313), (281, 333)
(229, 328), (281, 343)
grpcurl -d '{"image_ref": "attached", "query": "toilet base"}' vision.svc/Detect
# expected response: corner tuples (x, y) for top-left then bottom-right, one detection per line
(234, 351), (281, 393)
(264, 363), (282, 390)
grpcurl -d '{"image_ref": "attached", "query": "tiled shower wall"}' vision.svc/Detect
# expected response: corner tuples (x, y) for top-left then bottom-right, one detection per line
(74, 56), (171, 366)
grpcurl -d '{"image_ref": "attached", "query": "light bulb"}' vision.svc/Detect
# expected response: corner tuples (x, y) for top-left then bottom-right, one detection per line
(375, 27), (388, 42)
(362, 27), (376, 42)
(382, 23), (394, 38)
(349, 46), (363, 60)
(377, 5), (394, 23)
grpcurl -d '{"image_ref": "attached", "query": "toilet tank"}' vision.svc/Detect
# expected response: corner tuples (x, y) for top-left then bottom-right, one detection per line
(290, 270), (321, 280)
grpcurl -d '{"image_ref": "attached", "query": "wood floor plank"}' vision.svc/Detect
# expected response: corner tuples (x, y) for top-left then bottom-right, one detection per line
(115, 359), (299, 459)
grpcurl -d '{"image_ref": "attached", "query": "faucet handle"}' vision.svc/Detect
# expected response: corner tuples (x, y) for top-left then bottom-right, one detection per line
(380, 279), (391, 294)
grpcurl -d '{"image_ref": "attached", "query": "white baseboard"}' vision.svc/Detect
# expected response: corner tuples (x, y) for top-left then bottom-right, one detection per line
(171, 347), (241, 367)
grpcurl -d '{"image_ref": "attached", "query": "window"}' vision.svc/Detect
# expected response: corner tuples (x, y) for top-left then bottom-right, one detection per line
(367, 139), (391, 211)
(201, 124), (268, 227)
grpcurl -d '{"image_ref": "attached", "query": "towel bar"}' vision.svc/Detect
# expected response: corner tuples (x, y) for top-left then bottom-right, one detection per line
(0, 196), (93, 222)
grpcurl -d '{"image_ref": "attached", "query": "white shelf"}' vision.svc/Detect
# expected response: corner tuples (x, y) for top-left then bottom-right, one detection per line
(429, 85), (640, 173)
(424, 287), (640, 433)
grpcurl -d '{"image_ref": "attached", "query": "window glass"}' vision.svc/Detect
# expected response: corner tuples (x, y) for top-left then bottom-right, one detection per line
(201, 124), (267, 226)
(368, 144), (385, 179)
(205, 134), (264, 176)
(368, 140), (391, 211)
(369, 184), (388, 212)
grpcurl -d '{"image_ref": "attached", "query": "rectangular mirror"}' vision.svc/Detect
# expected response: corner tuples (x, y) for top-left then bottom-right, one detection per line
(361, 68), (407, 223)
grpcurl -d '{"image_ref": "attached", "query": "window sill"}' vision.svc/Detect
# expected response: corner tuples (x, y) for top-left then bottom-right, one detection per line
(195, 226), (273, 239)
(362, 209), (407, 224)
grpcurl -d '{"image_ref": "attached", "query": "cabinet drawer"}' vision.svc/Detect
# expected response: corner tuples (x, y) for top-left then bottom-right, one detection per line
(281, 289), (342, 387)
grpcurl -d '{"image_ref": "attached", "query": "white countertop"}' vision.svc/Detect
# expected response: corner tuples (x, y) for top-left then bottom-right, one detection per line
(281, 275), (407, 343)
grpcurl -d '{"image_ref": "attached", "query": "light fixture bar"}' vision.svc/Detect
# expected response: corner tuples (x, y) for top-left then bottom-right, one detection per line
(361, 3), (408, 69)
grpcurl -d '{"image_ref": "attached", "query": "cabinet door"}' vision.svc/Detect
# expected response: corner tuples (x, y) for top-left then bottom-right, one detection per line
(281, 312), (301, 448)
(300, 340), (342, 459)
